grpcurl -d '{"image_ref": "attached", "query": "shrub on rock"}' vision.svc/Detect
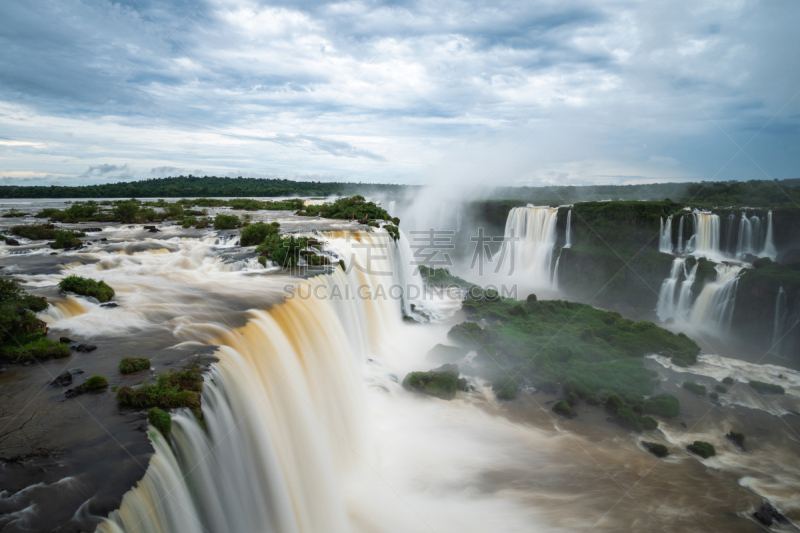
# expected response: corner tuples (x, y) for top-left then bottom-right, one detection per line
(687, 440), (716, 458)
(682, 381), (706, 396)
(148, 407), (172, 437)
(58, 275), (115, 302)
(749, 380), (784, 394)
(643, 393), (680, 417)
(402, 364), (461, 400)
(119, 357), (151, 374)
(642, 441), (669, 458)
(85, 375), (108, 391)
(552, 400), (575, 418)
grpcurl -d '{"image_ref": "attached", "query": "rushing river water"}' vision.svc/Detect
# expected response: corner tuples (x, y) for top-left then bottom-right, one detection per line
(0, 201), (799, 533)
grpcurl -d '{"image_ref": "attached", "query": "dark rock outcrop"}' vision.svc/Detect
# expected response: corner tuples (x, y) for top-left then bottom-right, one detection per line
(5, 237), (20, 246)
(402, 364), (461, 400)
(75, 344), (97, 353)
(753, 501), (786, 526)
(50, 372), (73, 387)
(100, 302), (119, 308)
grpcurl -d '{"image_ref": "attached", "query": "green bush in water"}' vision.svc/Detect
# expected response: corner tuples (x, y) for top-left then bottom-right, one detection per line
(709, 391), (719, 401)
(643, 393), (680, 417)
(552, 400), (576, 418)
(240, 221), (280, 246)
(682, 381), (707, 396)
(58, 275), (115, 302)
(11, 224), (58, 240)
(148, 407), (172, 437)
(687, 441), (716, 458)
(714, 384), (728, 393)
(213, 214), (240, 230)
(119, 357), (151, 374)
(642, 441), (669, 458)
(722, 376), (734, 385)
(749, 380), (785, 394)
(85, 375), (109, 391)
(116, 367), (203, 409)
(51, 230), (83, 249)
(726, 431), (745, 448)
(3, 336), (70, 363)
(402, 364), (460, 400)
(566, 391), (579, 406)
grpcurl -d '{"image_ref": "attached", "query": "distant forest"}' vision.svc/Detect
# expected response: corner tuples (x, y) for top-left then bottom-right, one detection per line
(0, 175), (797, 207)
(0, 176), (408, 199)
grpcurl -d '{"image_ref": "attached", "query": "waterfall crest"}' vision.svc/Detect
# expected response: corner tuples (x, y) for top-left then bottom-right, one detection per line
(99, 234), (403, 533)
(656, 257), (684, 321)
(497, 205), (559, 287)
(762, 210), (777, 260)
(659, 215), (673, 253)
(687, 211), (720, 258)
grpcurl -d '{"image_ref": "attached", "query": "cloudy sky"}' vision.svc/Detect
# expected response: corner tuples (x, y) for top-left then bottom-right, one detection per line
(0, 0), (798, 187)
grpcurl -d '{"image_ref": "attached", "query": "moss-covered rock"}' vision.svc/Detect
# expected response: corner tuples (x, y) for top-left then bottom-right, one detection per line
(58, 275), (115, 302)
(85, 375), (108, 391)
(119, 357), (151, 374)
(148, 407), (172, 437)
(687, 440), (716, 458)
(682, 381), (707, 396)
(552, 400), (576, 418)
(116, 366), (203, 409)
(749, 380), (785, 394)
(402, 364), (461, 400)
(642, 441), (669, 458)
(726, 431), (745, 449)
(643, 393), (680, 417)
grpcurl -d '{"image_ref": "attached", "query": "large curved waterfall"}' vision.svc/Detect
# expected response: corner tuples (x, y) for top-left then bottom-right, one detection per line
(497, 206), (559, 287)
(686, 211), (720, 258)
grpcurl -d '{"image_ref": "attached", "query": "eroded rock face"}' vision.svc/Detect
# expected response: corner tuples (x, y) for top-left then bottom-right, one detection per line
(50, 372), (72, 387)
(753, 501), (786, 526)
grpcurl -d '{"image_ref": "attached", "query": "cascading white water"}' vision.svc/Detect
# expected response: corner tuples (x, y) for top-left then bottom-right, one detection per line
(676, 215), (685, 253)
(564, 209), (572, 248)
(659, 215), (673, 254)
(552, 248), (562, 289)
(496, 205), (559, 287)
(771, 286), (787, 354)
(687, 210), (720, 258)
(99, 233), (403, 533)
(656, 257), (685, 321)
(675, 261), (698, 320)
(688, 264), (743, 333)
(761, 210), (778, 260)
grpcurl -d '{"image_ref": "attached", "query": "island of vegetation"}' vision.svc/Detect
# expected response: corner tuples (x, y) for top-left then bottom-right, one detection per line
(0, 279), (68, 363)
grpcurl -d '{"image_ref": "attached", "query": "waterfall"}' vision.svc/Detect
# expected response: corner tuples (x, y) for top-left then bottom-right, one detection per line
(688, 264), (743, 333)
(496, 205), (559, 287)
(751, 215), (762, 252)
(564, 210), (572, 248)
(725, 212), (735, 256)
(761, 210), (778, 260)
(675, 261), (698, 320)
(676, 215), (685, 253)
(687, 211), (720, 258)
(735, 213), (753, 258)
(659, 215), (673, 254)
(656, 257), (685, 321)
(771, 287), (787, 354)
(98, 233), (405, 533)
(552, 248), (562, 289)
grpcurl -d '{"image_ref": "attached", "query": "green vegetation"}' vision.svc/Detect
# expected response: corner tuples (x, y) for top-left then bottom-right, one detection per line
(253, 227), (326, 268)
(116, 366), (203, 410)
(2, 210), (28, 218)
(722, 376), (734, 385)
(213, 214), (241, 230)
(643, 393), (680, 417)
(726, 431), (745, 448)
(749, 380), (785, 394)
(296, 195), (396, 223)
(240, 221), (280, 246)
(715, 384), (728, 393)
(682, 381), (707, 396)
(709, 391), (719, 401)
(85, 375), (109, 391)
(687, 441), (716, 458)
(552, 400), (576, 418)
(402, 364), (460, 400)
(37, 201), (106, 222)
(58, 275), (115, 302)
(148, 407), (172, 437)
(50, 230), (83, 249)
(119, 357), (151, 374)
(445, 296), (696, 429)
(0, 279), (68, 363)
(682, 179), (800, 209)
(642, 441), (669, 458)
(11, 224), (58, 240)
(419, 266), (480, 292)
(0, 176), (409, 199)
(383, 223), (400, 241)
